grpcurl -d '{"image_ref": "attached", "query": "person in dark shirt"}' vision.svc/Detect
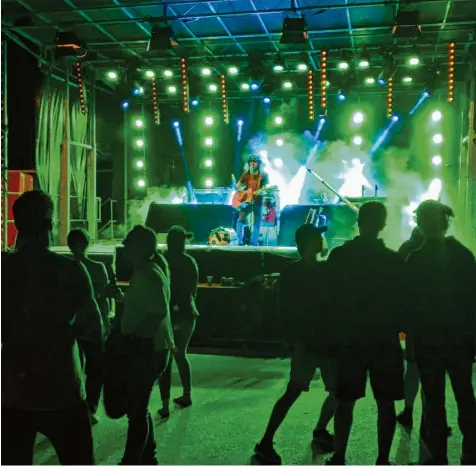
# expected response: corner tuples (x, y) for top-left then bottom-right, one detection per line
(406, 200), (476, 465)
(254, 224), (335, 465)
(235, 154), (270, 246)
(2, 191), (103, 465)
(158, 225), (199, 418)
(326, 202), (405, 466)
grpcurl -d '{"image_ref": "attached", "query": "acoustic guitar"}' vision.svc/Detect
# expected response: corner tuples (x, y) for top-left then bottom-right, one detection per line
(231, 175), (278, 211)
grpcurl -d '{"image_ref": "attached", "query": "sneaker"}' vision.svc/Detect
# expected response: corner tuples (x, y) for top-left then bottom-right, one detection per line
(312, 429), (335, 453)
(158, 407), (170, 419)
(173, 395), (192, 408)
(326, 454), (345, 465)
(254, 442), (282, 465)
(396, 408), (413, 429)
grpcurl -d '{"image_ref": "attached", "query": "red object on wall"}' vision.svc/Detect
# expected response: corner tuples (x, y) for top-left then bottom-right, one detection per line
(7, 194), (20, 220)
(7, 222), (18, 247)
(8, 171), (33, 194)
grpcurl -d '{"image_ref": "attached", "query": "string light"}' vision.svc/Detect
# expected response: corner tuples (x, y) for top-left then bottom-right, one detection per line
(448, 41), (455, 103)
(151, 76), (159, 125)
(181, 57), (189, 113)
(308, 69), (314, 121)
(387, 77), (393, 118)
(221, 74), (229, 124)
(320, 50), (327, 110)
(75, 61), (86, 115)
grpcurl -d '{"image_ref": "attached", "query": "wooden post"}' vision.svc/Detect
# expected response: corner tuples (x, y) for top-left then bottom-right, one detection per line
(59, 67), (70, 245)
(87, 72), (97, 241)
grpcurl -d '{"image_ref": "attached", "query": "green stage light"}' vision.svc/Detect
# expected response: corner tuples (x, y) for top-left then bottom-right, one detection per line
(352, 135), (363, 146)
(273, 64), (284, 73)
(283, 81), (293, 89)
(402, 76), (413, 84)
(365, 77), (375, 85)
(205, 137), (214, 147)
(202, 67), (212, 76)
(167, 85), (177, 94)
(240, 83), (250, 90)
(338, 61), (349, 70)
(137, 179), (146, 188)
(163, 70), (173, 77)
(208, 84), (218, 92)
(107, 71), (118, 81)
(134, 119), (144, 128)
(432, 133), (443, 144)
(204, 158), (213, 167)
(408, 56), (420, 66)
(145, 70), (155, 78)
(228, 66), (238, 75)
(432, 155), (443, 166)
(274, 116), (283, 126)
(135, 139), (145, 148)
(431, 110), (442, 122)
(358, 59), (370, 68)
(135, 160), (144, 169)
(205, 116), (214, 126)
(352, 111), (364, 124)
(205, 178), (214, 187)
(297, 63), (308, 71)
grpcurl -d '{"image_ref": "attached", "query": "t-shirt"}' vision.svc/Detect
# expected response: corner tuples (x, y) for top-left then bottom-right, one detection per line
(326, 236), (406, 347)
(164, 251), (199, 321)
(406, 237), (476, 344)
(2, 246), (103, 411)
(121, 262), (175, 352)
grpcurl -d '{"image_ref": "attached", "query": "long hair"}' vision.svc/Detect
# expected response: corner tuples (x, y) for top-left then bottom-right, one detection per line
(153, 251), (170, 279)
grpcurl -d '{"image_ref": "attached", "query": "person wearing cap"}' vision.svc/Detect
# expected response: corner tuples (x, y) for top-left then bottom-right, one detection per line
(157, 225), (199, 418)
(119, 225), (175, 464)
(235, 155), (270, 246)
(254, 223), (335, 465)
(325, 201), (405, 466)
(406, 200), (476, 465)
(2, 191), (103, 465)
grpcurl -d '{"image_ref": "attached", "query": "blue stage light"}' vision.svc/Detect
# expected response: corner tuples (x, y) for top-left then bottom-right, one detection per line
(191, 99), (199, 106)
(237, 119), (244, 126)
(121, 101), (129, 110)
(263, 97), (271, 104)
(391, 115), (399, 122)
(337, 93), (346, 101)
(173, 121), (180, 128)
(251, 83), (259, 90)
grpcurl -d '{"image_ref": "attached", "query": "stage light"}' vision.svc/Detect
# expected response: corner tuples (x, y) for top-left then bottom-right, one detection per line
(163, 69), (173, 77)
(320, 50), (327, 110)
(205, 178), (214, 187)
(204, 158), (213, 167)
(353, 111), (364, 124)
(365, 77), (375, 85)
(431, 110), (442, 122)
(251, 83), (259, 90)
(263, 97), (271, 104)
(135, 160), (144, 169)
(432, 133), (443, 144)
(191, 99), (199, 106)
(137, 179), (146, 188)
(274, 116), (283, 125)
(151, 77), (159, 125)
(173, 121), (180, 128)
(409, 90), (430, 116)
(121, 100), (129, 109)
(237, 119), (244, 126)
(221, 74), (229, 124)
(148, 24), (178, 50)
(205, 137), (214, 147)
(392, 115), (399, 122)
(402, 76), (413, 84)
(337, 92), (346, 101)
(181, 57), (189, 113)
(448, 41), (455, 103)
(283, 81), (293, 89)
(297, 63), (308, 71)
(276, 138), (284, 147)
(338, 61), (349, 70)
(273, 158), (284, 168)
(134, 119), (144, 128)
(205, 116), (214, 126)
(145, 70), (155, 78)
(76, 61), (86, 115)
(407, 55), (420, 67)
(352, 135), (363, 146)
(358, 57), (370, 68)
(387, 77), (393, 118)
(308, 69), (314, 121)
(167, 85), (177, 94)
(202, 67), (212, 76)
(133, 86), (144, 96)
(432, 155), (443, 166)
(107, 70), (118, 81)
(135, 139), (145, 148)
(228, 66), (238, 75)
(273, 58), (285, 73)
(240, 83), (250, 91)
(208, 84), (218, 92)
(259, 150), (268, 158)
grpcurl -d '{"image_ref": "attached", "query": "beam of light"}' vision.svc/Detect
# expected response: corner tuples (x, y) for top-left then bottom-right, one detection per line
(236, 119), (244, 142)
(370, 115), (399, 155)
(314, 117), (327, 141)
(337, 158), (372, 198)
(409, 91), (430, 116)
(171, 196), (183, 204)
(172, 121), (195, 202)
(404, 178), (443, 226)
(173, 122), (183, 146)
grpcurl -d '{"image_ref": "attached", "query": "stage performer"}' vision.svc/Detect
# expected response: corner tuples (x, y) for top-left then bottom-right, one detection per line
(235, 154), (269, 246)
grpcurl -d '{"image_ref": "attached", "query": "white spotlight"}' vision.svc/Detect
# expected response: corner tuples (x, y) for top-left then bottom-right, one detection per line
(353, 111), (364, 124)
(432, 133), (443, 144)
(273, 158), (284, 168)
(276, 138), (284, 147)
(431, 110), (442, 122)
(432, 155), (443, 166)
(352, 135), (363, 146)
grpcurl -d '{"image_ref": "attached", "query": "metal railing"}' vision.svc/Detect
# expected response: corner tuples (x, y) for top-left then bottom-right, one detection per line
(98, 197), (118, 240)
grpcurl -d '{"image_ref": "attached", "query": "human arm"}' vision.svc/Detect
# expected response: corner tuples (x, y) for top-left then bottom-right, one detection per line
(190, 257), (199, 299)
(236, 172), (247, 189)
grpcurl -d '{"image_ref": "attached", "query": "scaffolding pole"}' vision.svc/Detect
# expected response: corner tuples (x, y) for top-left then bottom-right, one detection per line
(59, 66), (70, 245)
(87, 71), (97, 241)
(123, 106), (128, 231)
(2, 41), (9, 251)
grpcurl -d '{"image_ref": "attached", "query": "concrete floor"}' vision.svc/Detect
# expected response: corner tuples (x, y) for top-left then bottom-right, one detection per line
(34, 354), (475, 465)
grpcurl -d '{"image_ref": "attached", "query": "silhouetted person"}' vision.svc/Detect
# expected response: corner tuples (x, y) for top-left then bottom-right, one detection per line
(254, 224), (335, 465)
(68, 228), (110, 424)
(158, 226), (199, 418)
(406, 201), (476, 465)
(326, 202), (405, 465)
(2, 191), (103, 465)
(120, 225), (175, 464)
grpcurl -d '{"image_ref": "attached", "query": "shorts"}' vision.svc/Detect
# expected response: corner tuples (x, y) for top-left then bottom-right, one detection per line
(334, 343), (404, 402)
(289, 345), (335, 393)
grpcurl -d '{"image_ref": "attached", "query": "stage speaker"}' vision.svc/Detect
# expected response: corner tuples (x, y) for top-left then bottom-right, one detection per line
(145, 203), (234, 244)
(278, 204), (357, 247)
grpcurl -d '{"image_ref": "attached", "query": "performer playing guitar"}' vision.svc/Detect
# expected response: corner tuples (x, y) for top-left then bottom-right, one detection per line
(233, 154), (269, 246)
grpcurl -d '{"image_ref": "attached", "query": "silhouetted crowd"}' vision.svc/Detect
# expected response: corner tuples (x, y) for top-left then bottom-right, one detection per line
(2, 190), (475, 465)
